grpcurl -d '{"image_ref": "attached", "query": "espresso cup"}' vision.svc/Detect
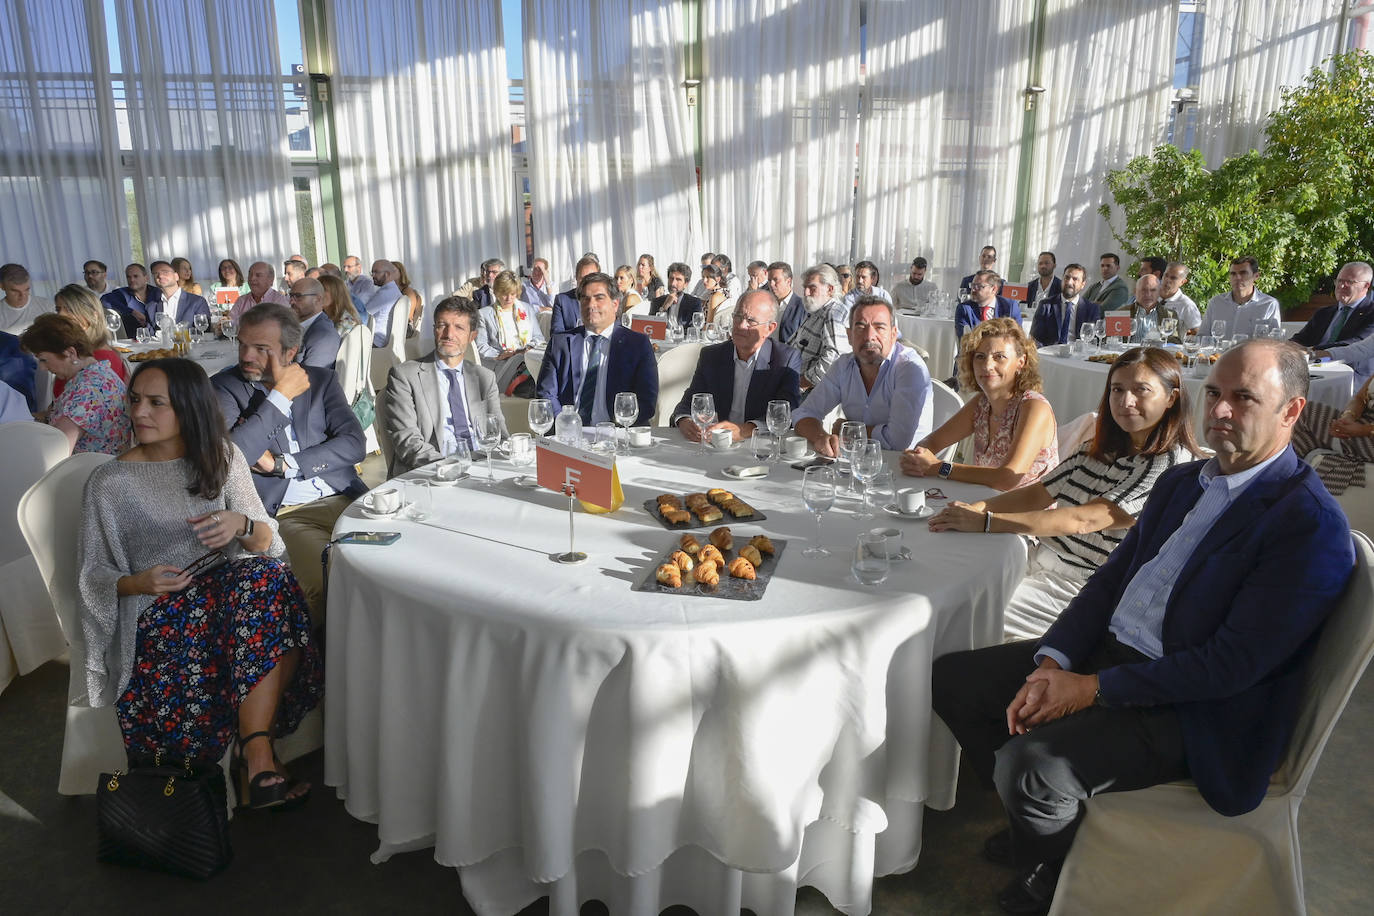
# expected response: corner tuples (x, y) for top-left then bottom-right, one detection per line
(867, 526), (904, 558)
(897, 487), (926, 513)
(711, 428), (733, 449)
(368, 487), (401, 513)
(782, 435), (807, 458)
(629, 425), (652, 447)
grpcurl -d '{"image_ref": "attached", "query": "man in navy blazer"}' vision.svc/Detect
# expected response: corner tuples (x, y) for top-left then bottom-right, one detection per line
(535, 272), (658, 426)
(288, 277), (342, 370)
(671, 290), (801, 442)
(211, 302), (366, 627)
(1028, 263), (1102, 347)
(149, 259), (211, 327)
(648, 262), (703, 330)
(955, 269), (1021, 341)
(550, 254), (601, 334)
(931, 338), (1354, 914)
(767, 261), (806, 343)
(101, 263), (160, 335)
(1025, 251), (1061, 311)
(1298, 261), (1374, 386)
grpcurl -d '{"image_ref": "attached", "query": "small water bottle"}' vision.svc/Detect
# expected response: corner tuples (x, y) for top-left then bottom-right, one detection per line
(555, 405), (582, 447)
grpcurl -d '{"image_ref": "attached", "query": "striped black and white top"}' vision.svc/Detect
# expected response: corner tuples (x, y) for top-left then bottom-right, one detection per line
(1041, 441), (1195, 573)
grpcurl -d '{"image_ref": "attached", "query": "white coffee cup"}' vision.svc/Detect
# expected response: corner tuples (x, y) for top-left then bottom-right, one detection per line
(867, 526), (904, 558)
(368, 487), (401, 513)
(782, 435), (807, 458)
(436, 459), (465, 481)
(629, 425), (652, 447)
(711, 427), (733, 449)
(897, 487), (926, 514)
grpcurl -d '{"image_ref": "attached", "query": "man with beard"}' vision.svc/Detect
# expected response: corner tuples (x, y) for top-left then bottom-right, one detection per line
(787, 263), (851, 390)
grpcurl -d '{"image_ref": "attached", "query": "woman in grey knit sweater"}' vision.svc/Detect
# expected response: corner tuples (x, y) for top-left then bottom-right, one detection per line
(78, 358), (322, 809)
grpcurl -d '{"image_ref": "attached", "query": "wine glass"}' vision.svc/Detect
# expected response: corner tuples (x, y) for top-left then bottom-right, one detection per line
(852, 441), (884, 521)
(476, 415), (503, 487)
(528, 398), (555, 437)
(1158, 316), (1178, 342)
(691, 310), (705, 333)
(1210, 319), (1227, 342)
(802, 466), (836, 558)
(104, 309), (123, 340)
(1093, 319), (1106, 350)
(613, 391), (638, 456)
(839, 421), (867, 496)
(223, 317), (238, 345)
(1079, 322), (1095, 351)
(691, 392), (716, 455)
(766, 399), (791, 463)
(192, 313), (209, 335)
(852, 532), (890, 586)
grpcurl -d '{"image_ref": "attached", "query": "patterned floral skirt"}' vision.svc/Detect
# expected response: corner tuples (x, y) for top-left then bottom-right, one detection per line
(116, 556), (323, 764)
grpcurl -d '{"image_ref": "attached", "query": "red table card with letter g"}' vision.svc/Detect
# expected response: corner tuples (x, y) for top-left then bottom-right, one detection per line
(630, 315), (668, 340)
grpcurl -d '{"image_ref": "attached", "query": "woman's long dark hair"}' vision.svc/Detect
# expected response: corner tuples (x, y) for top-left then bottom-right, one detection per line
(1089, 346), (1201, 462)
(130, 358), (231, 499)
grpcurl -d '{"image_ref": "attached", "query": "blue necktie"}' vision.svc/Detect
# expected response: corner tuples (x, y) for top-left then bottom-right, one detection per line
(578, 335), (603, 426)
(445, 368), (472, 445)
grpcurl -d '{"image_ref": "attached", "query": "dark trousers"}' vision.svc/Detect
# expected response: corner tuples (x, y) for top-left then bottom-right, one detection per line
(932, 637), (1188, 866)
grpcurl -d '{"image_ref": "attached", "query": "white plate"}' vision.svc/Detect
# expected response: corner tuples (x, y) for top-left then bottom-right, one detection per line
(723, 465), (769, 480)
(783, 449), (818, 463)
(361, 502), (407, 519)
(511, 475), (541, 488)
(884, 504), (935, 520)
(708, 439), (742, 451)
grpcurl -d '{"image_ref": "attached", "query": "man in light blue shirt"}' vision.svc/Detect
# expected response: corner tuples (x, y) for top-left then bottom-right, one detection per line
(794, 297), (932, 453)
(930, 338), (1354, 914)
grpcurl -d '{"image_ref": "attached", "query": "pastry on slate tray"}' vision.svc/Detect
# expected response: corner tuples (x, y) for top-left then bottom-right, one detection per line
(669, 549), (694, 572)
(694, 505), (723, 523)
(738, 545), (763, 567)
(707, 488), (734, 505)
(657, 494), (684, 510)
(698, 545), (726, 568)
(728, 557), (756, 580)
(656, 564), (682, 588)
(679, 533), (702, 555)
(695, 560), (720, 586)
(722, 499), (754, 518)
(749, 535), (775, 555)
(709, 527), (733, 550)
(684, 492), (710, 509)
(661, 507), (691, 525)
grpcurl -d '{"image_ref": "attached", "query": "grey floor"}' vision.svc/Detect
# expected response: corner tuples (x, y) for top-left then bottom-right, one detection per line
(1, 654), (1370, 915)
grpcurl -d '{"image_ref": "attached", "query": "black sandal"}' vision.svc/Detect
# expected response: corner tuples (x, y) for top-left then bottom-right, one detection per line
(232, 731), (290, 810)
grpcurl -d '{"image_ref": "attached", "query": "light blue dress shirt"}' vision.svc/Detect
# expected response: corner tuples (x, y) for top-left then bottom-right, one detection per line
(792, 345), (932, 449)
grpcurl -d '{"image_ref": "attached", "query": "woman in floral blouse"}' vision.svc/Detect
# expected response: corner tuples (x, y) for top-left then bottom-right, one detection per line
(20, 312), (130, 455)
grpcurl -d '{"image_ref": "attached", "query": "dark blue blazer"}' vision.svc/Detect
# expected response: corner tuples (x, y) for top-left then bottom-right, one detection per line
(211, 364), (367, 515)
(671, 339), (801, 426)
(550, 291), (581, 334)
(774, 293), (805, 343)
(0, 330), (37, 411)
(298, 313), (342, 370)
(1291, 293), (1374, 349)
(472, 286), (494, 311)
(954, 296), (1021, 339)
(164, 291), (212, 326)
(1029, 297), (1103, 346)
(1042, 449), (1354, 816)
(648, 292), (704, 329)
(101, 287), (155, 336)
(534, 324), (659, 425)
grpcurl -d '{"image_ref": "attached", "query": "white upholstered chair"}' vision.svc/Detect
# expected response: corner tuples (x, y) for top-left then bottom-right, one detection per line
(1055, 411), (1098, 459)
(928, 378), (964, 462)
(1049, 530), (1374, 916)
(652, 342), (703, 426)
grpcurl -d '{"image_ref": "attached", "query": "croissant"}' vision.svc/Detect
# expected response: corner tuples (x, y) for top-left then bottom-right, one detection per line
(679, 533), (702, 555)
(698, 545), (726, 568)
(728, 557), (756, 580)
(738, 545), (763, 567)
(695, 560), (720, 586)
(709, 527), (733, 550)
(655, 564), (682, 587)
(749, 535), (776, 555)
(669, 549), (695, 572)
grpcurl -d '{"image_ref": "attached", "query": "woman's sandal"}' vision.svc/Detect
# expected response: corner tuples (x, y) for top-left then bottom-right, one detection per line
(232, 730), (290, 810)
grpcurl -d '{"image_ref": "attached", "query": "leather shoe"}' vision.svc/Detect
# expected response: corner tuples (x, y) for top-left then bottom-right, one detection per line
(983, 828), (1015, 867)
(997, 860), (1063, 915)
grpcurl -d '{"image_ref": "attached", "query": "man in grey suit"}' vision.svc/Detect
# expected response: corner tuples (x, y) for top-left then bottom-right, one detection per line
(289, 277), (342, 369)
(383, 296), (506, 476)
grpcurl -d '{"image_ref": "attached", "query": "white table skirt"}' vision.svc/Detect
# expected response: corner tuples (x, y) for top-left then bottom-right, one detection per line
(324, 440), (1024, 915)
(897, 315), (957, 378)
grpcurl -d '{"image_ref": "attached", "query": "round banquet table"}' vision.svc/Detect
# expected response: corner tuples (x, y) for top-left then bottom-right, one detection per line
(896, 314), (957, 378)
(324, 439), (1025, 916)
(118, 338), (237, 378)
(1037, 349), (1355, 429)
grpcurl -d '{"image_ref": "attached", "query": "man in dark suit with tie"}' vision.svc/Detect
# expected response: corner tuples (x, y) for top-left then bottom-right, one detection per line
(955, 270), (1021, 341)
(648, 262), (703, 330)
(672, 289), (802, 443)
(550, 254), (601, 334)
(1029, 263), (1102, 347)
(931, 338), (1354, 914)
(768, 261), (806, 343)
(1297, 261), (1374, 386)
(288, 277), (343, 370)
(211, 303), (366, 627)
(536, 272), (658, 426)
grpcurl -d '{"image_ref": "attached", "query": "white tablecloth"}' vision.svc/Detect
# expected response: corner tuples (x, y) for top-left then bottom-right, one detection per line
(897, 314), (957, 378)
(119, 340), (237, 378)
(1037, 351), (1355, 430)
(324, 440), (1024, 916)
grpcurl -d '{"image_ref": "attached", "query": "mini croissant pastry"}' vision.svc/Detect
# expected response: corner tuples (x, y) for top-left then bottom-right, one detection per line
(655, 563), (682, 587)
(698, 545), (726, 568)
(709, 527), (733, 550)
(695, 560), (720, 586)
(748, 535), (776, 555)
(669, 549), (695, 571)
(679, 533), (702, 554)
(728, 557), (756, 579)
(738, 545), (763, 567)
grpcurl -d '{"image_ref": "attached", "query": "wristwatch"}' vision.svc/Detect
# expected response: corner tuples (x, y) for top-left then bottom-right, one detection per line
(937, 461), (954, 479)
(271, 452), (286, 477)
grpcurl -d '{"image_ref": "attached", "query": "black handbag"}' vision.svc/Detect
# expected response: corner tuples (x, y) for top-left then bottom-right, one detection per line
(97, 754), (233, 879)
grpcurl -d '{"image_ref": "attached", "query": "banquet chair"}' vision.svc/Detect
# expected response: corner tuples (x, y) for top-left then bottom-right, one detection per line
(336, 322), (378, 452)
(373, 386), (397, 476)
(17, 451), (124, 793)
(537, 309), (552, 341)
(1305, 452), (1374, 537)
(368, 299), (411, 392)
(1055, 411), (1097, 458)
(928, 379), (963, 461)
(653, 342), (703, 425)
(0, 421), (75, 695)
(1048, 530), (1374, 916)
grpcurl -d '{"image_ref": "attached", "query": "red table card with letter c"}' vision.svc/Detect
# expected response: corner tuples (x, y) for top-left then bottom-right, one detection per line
(1103, 310), (1132, 338)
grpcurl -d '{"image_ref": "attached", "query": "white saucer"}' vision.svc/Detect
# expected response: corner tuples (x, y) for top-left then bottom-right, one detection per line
(708, 440), (742, 451)
(361, 502), (407, 519)
(783, 449), (817, 463)
(512, 475), (541, 488)
(431, 473), (469, 486)
(723, 465), (769, 480)
(628, 440), (656, 449)
(884, 504), (935, 520)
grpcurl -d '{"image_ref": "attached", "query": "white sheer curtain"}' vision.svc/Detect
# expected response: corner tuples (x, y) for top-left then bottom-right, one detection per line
(1022, 0), (1177, 270)
(523, 0), (701, 285)
(0, 0), (125, 293)
(113, 0), (297, 279)
(1194, 0), (1346, 167)
(329, 0), (514, 304)
(699, 0), (860, 274)
(853, 1), (1031, 292)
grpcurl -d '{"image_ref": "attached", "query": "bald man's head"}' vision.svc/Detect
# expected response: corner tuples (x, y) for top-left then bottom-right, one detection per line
(289, 277), (325, 320)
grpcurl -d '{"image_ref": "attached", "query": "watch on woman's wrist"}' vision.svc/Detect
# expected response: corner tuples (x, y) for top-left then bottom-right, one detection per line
(938, 461), (954, 479)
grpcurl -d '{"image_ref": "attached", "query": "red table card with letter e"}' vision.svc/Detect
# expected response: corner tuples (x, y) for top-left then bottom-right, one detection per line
(630, 315), (668, 340)
(1103, 310), (1132, 338)
(536, 438), (615, 507)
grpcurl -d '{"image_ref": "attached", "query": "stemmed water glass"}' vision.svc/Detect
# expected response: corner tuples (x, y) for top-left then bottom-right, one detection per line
(839, 421), (867, 496)
(223, 318), (238, 346)
(476, 415), (503, 487)
(1093, 318), (1106, 350)
(1079, 322), (1095, 352)
(691, 393), (716, 455)
(766, 399), (791, 463)
(105, 309), (124, 340)
(528, 398), (555, 437)
(802, 466), (836, 558)
(691, 311), (705, 335)
(1158, 316), (1178, 343)
(613, 391), (638, 456)
(1210, 319), (1227, 344)
(852, 441), (884, 521)
(192, 313), (209, 336)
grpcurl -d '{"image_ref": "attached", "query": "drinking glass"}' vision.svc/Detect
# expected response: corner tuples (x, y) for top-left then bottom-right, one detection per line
(865, 470), (895, 517)
(192, 313), (209, 335)
(1210, 319), (1227, 342)
(1093, 319), (1106, 350)
(594, 421), (618, 453)
(692, 311), (705, 333)
(477, 415), (503, 486)
(852, 532), (890, 587)
(853, 441), (885, 520)
(223, 318), (238, 344)
(405, 479), (432, 521)
(528, 398), (555, 437)
(839, 421), (867, 495)
(105, 309), (124, 339)
(691, 392), (716, 455)
(135, 326), (151, 345)
(613, 391), (638, 455)
(508, 432), (535, 482)
(1182, 335), (1200, 367)
(1079, 322), (1096, 351)
(802, 466), (836, 558)
(750, 432), (773, 462)
(1159, 317), (1179, 341)
(442, 438), (472, 477)
(766, 399), (792, 463)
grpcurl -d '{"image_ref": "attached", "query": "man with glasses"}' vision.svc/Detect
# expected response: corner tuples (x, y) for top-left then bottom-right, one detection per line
(671, 289), (801, 444)
(1298, 261), (1374, 386)
(961, 245), (1000, 298)
(288, 277), (342, 369)
(793, 296), (933, 456)
(956, 270), (1021, 342)
(83, 259), (110, 295)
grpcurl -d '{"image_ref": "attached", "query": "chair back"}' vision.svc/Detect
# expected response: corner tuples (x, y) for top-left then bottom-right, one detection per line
(928, 378), (963, 461)
(374, 386), (396, 476)
(1056, 411), (1097, 458)
(0, 422), (72, 566)
(335, 323), (373, 406)
(537, 310), (552, 341)
(1270, 530), (1374, 797)
(653, 342), (703, 426)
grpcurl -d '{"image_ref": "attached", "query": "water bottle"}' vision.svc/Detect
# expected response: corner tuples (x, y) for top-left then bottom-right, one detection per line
(555, 405), (583, 447)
